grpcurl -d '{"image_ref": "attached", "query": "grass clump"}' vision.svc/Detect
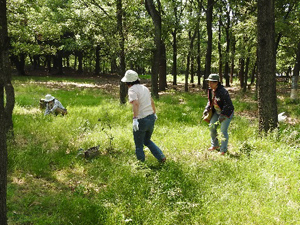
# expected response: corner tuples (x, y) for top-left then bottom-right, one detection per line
(7, 76), (300, 224)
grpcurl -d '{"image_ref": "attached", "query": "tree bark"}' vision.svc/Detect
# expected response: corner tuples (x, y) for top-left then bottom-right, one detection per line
(230, 36), (236, 84)
(172, 29), (178, 85)
(290, 41), (300, 100)
(197, 28), (201, 86)
(116, 0), (127, 104)
(95, 44), (100, 75)
(239, 58), (244, 88)
(224, 10), (230, 87)
(77, 51), (83, 73)
(218, 15), (223, 82)
(203, 0), (214, 90)
(0, 0), (15, 223)
(145, 0), (160, 99)
(159, 42), (167, 91)
(257, 0), (277, 132)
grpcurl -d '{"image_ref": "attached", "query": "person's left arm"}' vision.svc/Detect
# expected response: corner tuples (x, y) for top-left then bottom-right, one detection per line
(219, 89), (234, 120)
(151, 98), (156, 114)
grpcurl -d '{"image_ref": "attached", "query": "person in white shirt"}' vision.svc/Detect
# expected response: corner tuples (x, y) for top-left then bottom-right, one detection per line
(121, 70), (166, 163)
(43, 94), (67, 116)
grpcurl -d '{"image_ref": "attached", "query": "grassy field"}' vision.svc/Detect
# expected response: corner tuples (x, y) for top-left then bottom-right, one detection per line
(7, 75), (300, 224)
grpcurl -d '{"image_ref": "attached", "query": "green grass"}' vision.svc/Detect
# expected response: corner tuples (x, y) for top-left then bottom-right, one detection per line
(7, 75), (300, 224)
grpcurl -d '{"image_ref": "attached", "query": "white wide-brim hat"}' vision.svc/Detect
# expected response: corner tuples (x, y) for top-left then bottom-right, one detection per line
(121, 70), (140, 82)
(44, 94), (55, 102)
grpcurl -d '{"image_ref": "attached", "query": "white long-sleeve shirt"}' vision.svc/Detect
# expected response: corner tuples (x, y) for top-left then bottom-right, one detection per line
(44, 99), (66, 115)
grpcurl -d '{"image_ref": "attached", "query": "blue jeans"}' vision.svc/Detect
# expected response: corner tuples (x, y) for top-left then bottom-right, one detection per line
(209, 112), (234, 153)
(133, 114), (165, 162)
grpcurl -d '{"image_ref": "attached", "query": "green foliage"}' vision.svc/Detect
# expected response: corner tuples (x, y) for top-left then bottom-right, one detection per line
(7, 76), (300, 224)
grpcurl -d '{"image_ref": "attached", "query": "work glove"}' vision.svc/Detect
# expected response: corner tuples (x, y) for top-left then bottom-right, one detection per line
(133, 118), (139, 132)
(218, 115), (226, 123)
(154, 113), (158, 120)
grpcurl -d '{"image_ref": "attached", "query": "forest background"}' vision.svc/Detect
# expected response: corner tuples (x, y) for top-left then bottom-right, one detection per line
(0, 0), (300, 224)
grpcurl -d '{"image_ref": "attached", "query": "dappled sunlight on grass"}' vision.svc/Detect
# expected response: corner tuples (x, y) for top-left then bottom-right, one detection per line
(7, 76), (300, 224)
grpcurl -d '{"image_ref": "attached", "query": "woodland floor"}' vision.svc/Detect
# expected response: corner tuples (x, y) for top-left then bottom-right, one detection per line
(19, 67), (297, 124)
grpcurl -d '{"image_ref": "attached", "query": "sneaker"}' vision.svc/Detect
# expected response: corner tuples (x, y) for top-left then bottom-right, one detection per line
(160, 157), (166, 163)
(208, 146), (219, 151)
(219, 152), (225, 155)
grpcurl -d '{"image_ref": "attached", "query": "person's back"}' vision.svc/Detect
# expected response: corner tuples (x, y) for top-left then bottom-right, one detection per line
(128, 84), (153, 119)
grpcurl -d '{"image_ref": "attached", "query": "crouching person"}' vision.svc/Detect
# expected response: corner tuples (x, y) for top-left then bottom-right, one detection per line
(43, 94), (67, 116)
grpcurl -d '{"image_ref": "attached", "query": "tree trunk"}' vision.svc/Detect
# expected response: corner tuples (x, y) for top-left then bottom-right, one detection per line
(11, 54), (26, 75)
(95, 45), (100, 75)
(172, 29), (177, 85)
(77, 51), (83, 73)
(218, 15), (223, 82)
(0, 0), (15, 222)
(225, 11), (230, 87)
(290, 41), (300, 100)
(186, 30), (197, 91)
(197, 28), (201, 86)
(250, 60), (257, 86)
(230, 37), (236, 84)
(117, 0), (127, 104)
(257, 0), (277, 132)
(191, 55), (194, 84)
(185, 52), (190, 92)
(145, 0), (160, 99)
(239, 58), (245, 88)
(243, 56), (250, 92)
(203, 0), (214, 90)
(159, 42), (167, 91)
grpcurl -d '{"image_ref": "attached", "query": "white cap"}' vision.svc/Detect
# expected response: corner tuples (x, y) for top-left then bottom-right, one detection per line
(121, 70), (140, 82)
(44, 94), (55, 102)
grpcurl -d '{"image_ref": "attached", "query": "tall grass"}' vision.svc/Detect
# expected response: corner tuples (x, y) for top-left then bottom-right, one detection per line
(7, 76), (300, 224)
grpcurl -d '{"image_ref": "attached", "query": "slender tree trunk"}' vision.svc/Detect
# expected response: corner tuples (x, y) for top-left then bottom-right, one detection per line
(117, 0), (127, 104)
(203, 0), (214, 90)
(77, 51), (83, 73)
(185, 52), (190, 92)
(257, 0), (277, 132)
(230, 37), (236, 84)
(218, 15), (223, 82)
(225, 11), (230, 87)
(185, 30), (197, 92)
(172, 29), (177, 85)
(239, 58), (245, 88)
(197, 28), (201, 86)
(56, 50), (63, 74)
(243, 56), (250, 92)
(145, 0), (160, 98)
(250, 60), (257, 86)
(0, 0), (15, 223)
(191, 55), (194, 84)
(197, 0), (203, 87)
(290, 41), (300, 100)
(95, 44), (100, 75)
(159, 42), (167, 91)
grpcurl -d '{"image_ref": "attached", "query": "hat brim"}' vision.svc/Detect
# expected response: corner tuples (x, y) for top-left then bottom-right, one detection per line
(45, 98), (55, 102)
(121, 77), (140, 83)
(205, 79), (218, 81)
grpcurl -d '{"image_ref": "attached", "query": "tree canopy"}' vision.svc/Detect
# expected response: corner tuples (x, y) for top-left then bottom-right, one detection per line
(5, 0), (299, 80)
